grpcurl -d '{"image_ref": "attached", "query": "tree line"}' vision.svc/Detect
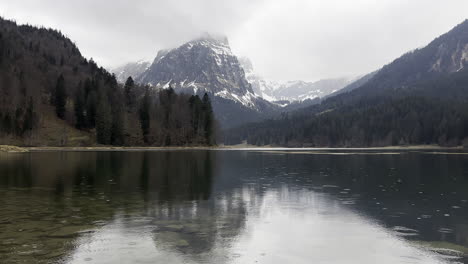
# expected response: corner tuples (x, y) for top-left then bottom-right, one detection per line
(224, 69), (468, 147)
(0, 17), (216, 146)
(55, 75), (216, 146)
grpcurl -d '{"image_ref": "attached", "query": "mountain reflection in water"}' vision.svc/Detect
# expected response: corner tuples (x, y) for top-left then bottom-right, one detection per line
(0, 150), (467, 263)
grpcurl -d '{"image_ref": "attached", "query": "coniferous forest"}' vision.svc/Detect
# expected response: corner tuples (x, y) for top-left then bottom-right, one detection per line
(2, 14), (468, 148)
(224, 20), (468, 148)
(0, 18), (216, 146)
(224, 68), (468, 147)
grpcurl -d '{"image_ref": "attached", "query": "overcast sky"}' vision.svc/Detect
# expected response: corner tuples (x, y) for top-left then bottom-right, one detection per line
(1, 0), (467, 81)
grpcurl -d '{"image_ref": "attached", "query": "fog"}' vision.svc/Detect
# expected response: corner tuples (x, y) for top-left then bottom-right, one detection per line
(2, 0), (467, 81)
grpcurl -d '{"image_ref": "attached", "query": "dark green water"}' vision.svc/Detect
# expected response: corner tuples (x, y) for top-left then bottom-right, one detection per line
(1, 149), (468, 263)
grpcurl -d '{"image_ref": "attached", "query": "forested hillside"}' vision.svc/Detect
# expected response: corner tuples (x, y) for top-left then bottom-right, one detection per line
(225, 69), (468, 147)
(224, 20), (468, 147)
(0, 18), (215, 146)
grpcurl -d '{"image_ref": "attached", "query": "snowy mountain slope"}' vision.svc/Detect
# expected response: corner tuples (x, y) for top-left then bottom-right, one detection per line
(137, 34), (265, 109)
(239, 57), (353, 103)
(274, 78), (354, 101)
(132, 34), (280, 128)
(238, 57), (279, 102)
(112, 60), (151, 83)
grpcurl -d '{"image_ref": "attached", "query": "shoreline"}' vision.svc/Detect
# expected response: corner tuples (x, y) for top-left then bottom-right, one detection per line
(0, 144), (464, 153)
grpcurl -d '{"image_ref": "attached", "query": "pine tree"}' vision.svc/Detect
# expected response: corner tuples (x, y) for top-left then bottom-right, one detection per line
(139, 87), (151, 144)
(124, 76), (135, 109)
(74, 83), (86, 129)
(86, 90), (97, 128)
(110, 89), (125, 146)
(0, 33), (4, 63)
(189, 95), (202, 141)
(111, 107), (124, 145)
(23, 97), (36, 133)
(95, 92), (112, 145)
(160, 86), (175, 130)
(55, 74), (66, 119)
(202, 93), (215, 145)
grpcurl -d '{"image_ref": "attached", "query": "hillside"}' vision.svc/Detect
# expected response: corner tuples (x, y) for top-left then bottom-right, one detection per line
(224, 19), (468, 147)
(0, 17), (105, 146)
(0, 17), (216, 146)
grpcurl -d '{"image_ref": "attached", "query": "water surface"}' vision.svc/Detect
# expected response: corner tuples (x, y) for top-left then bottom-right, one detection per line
(1, 149), (468, 263)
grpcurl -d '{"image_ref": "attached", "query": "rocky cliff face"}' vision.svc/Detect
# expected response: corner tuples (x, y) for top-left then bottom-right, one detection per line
(133, 34), (280, 128)
(137, 34), (260, 109)
(238, 57), (279, 102)
(113, 60), (151, 83)
(429, 21), (468, 74)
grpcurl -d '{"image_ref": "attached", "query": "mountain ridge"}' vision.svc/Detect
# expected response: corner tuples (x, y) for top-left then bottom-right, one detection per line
(239, 57), (353, 103)
(137, 34), (258, 106)
(113, 60), (151, 83)
(119, 34), (284, 128)
(0, 17), (216, 147)
(224, 19), (468, 147)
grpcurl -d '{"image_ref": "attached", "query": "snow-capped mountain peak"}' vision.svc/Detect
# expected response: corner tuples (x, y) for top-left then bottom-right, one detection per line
(239, 57), (354, 103)
(136, 34), (260, 109)
(112, 60), (151, 83)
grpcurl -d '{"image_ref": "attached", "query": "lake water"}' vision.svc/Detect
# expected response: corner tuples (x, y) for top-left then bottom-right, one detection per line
(1, 149), (468, 263)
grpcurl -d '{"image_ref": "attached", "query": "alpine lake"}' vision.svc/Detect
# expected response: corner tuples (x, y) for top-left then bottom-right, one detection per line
(1, 148), (468, 263)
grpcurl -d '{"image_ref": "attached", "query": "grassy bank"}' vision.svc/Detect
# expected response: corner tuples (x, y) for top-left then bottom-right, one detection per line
(0, 145), (29, 153)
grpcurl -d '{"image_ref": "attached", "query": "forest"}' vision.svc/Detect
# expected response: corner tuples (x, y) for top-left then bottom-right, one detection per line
(224, 20), (468, 148)
(225, 68), (468, 147)
(0, 17), (215, 146)
(2, 15), (468, 148)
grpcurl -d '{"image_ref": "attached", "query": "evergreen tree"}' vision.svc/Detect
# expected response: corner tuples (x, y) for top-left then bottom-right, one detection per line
(0, 32), (3, 63)
(110, 89), (125, 146)
(55, 74), (66, 119)
(202, 93), (215, 145)
(189, 95), (202, 141)
(111, 107), (124, 145)
(139, 87), (151, 144)
(86, 90), (97, 128)
(95, 92), (112, 145)
(74, 83), (86, 129)
(23, 97), (36, 133)
(84, 78), (93, 97)
(124, 76), (135, 109)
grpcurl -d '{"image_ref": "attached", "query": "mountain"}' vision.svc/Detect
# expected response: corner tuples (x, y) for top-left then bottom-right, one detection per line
(225, 19), (468, 147)
(239, 57), (352, 103)
(113, 60), (150, 83)
(0, 17), (216, 147)
(326, 71), (378, 98)
(273, 78), (353, 101)
(138, 34), (257, 106)
(238, 57), (278, 101)
(343, 20), (468, 98)
(118, 36), (352, 128)
(135, 34), (278, 128)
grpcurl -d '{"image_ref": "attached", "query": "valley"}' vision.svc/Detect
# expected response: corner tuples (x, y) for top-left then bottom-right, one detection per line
(1, 3), (468, 264)
(0, 17), (468, 149)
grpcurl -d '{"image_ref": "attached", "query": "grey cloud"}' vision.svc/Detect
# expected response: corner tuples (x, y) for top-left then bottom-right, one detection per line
(1, 0), (467, 81)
